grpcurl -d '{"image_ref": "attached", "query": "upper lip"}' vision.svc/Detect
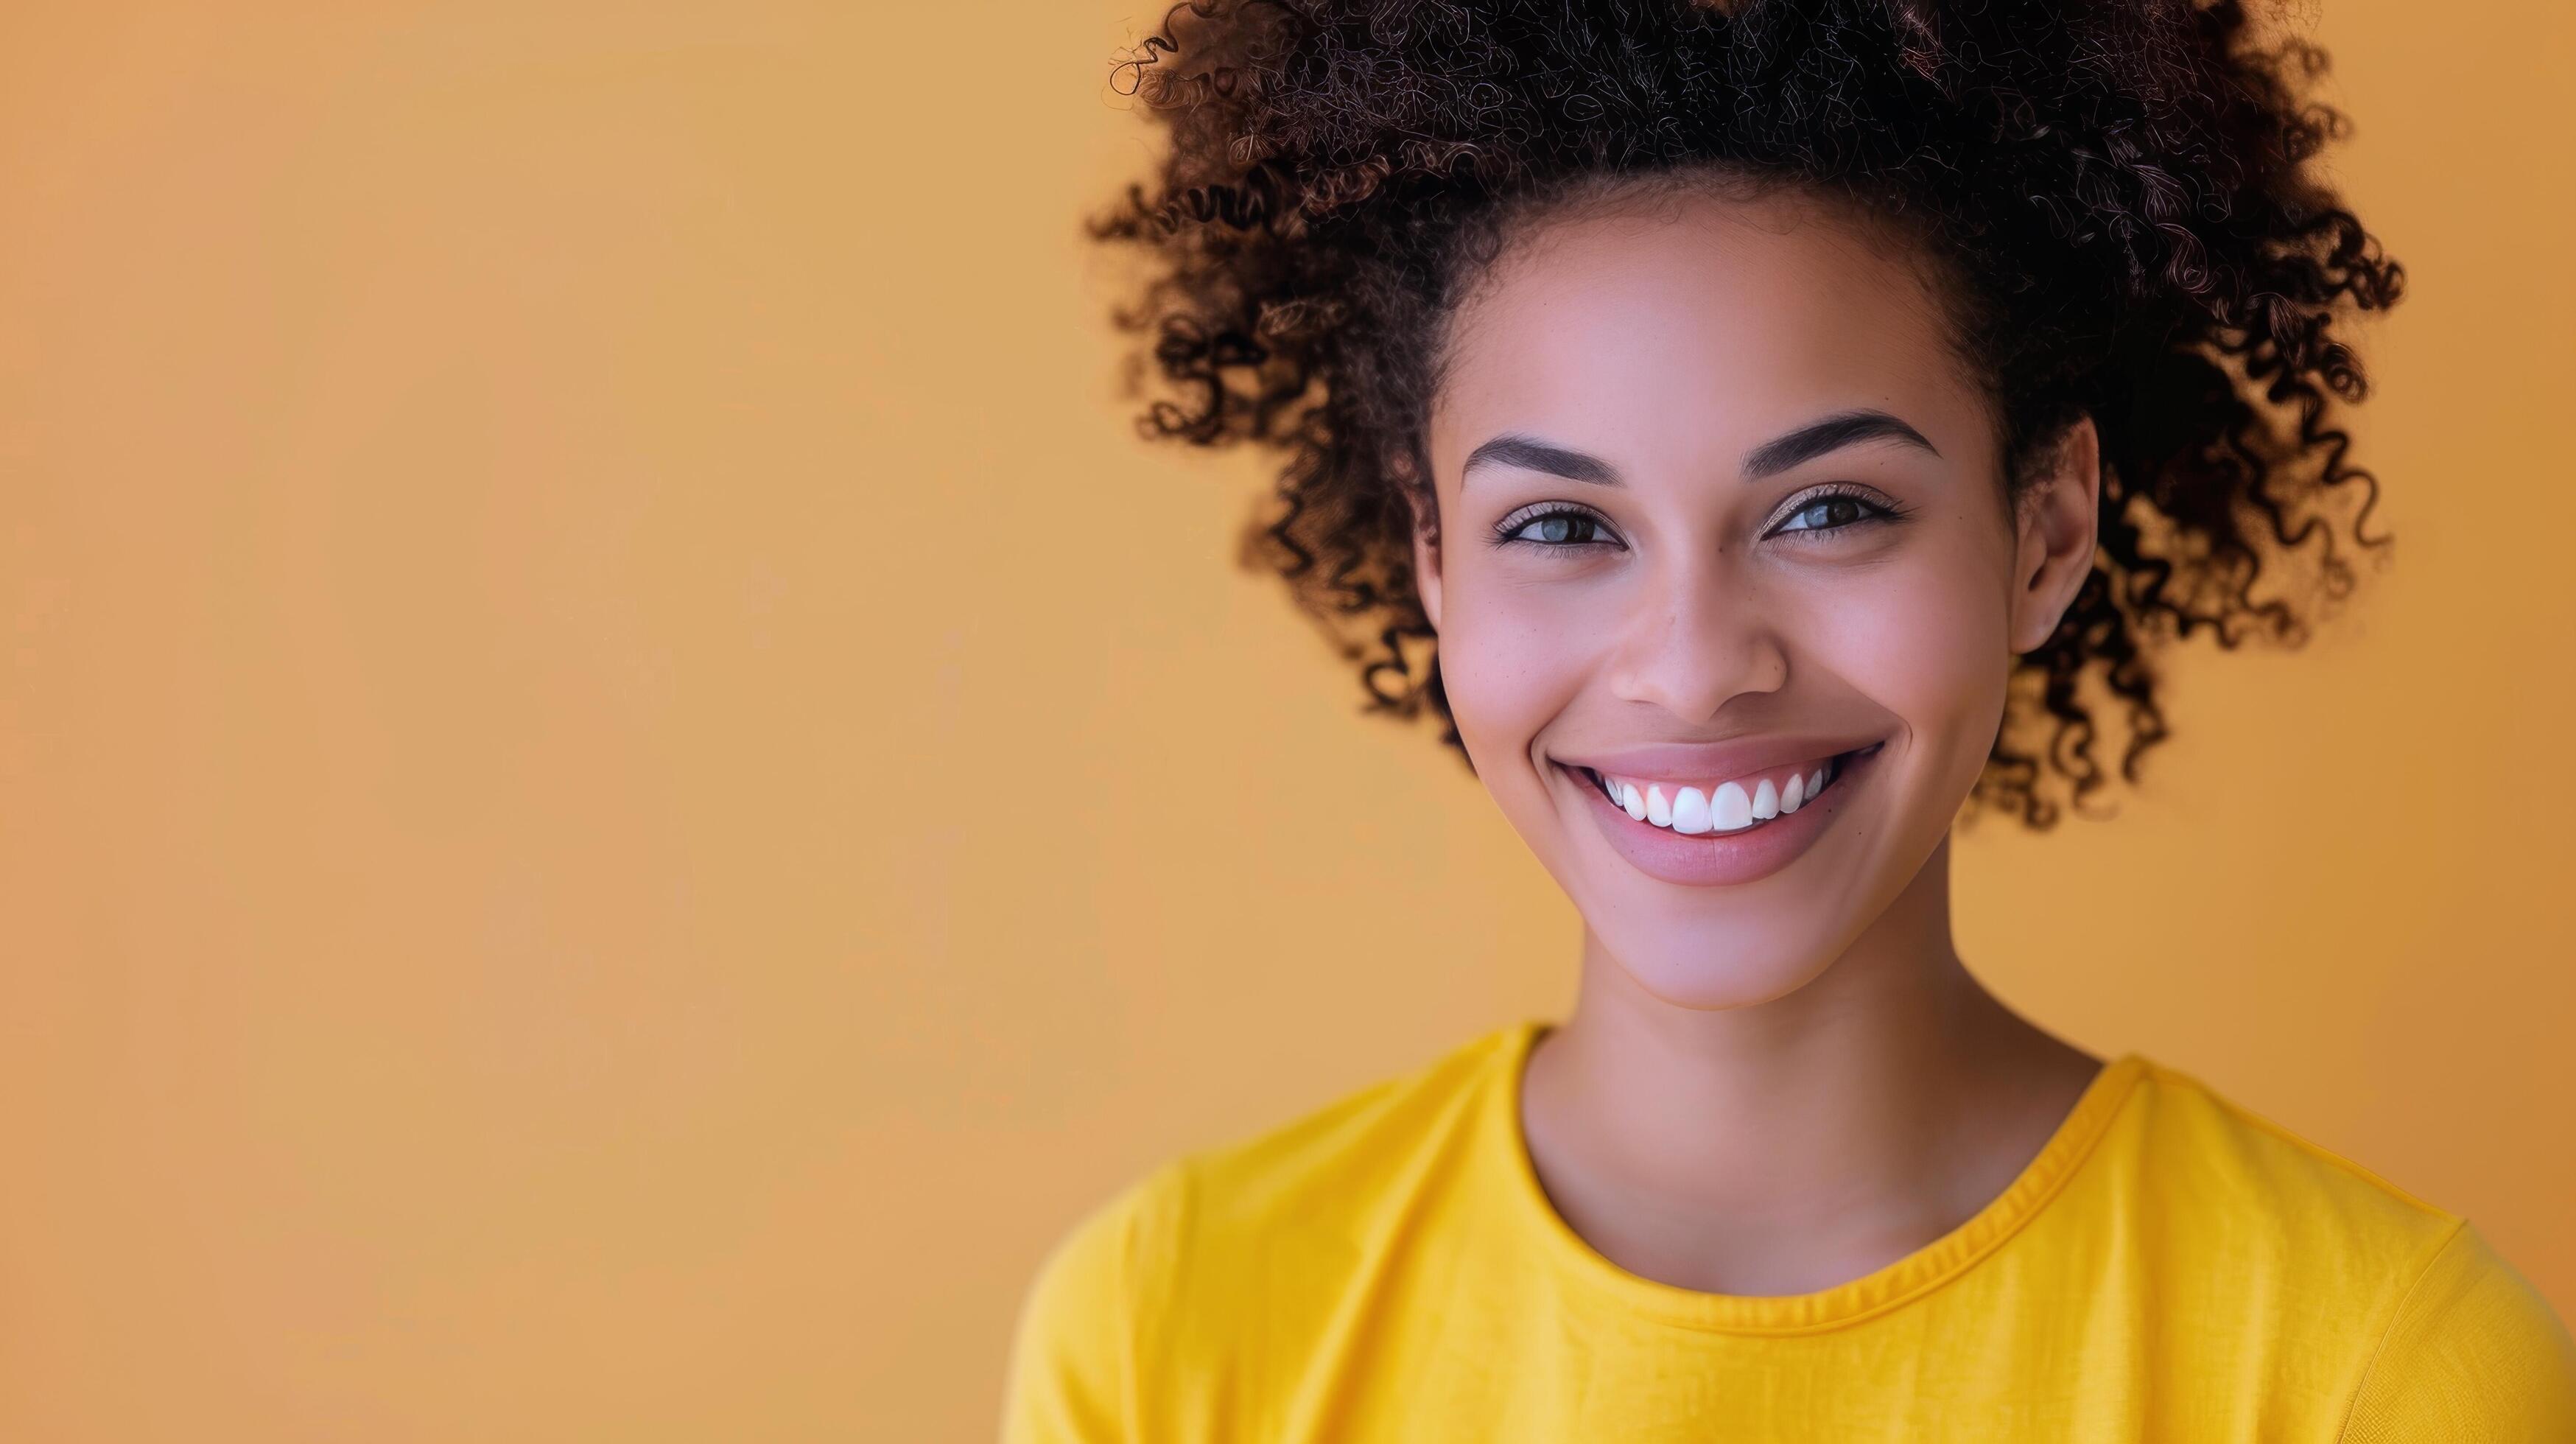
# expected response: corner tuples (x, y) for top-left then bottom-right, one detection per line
(1554, 735), (1881, 785)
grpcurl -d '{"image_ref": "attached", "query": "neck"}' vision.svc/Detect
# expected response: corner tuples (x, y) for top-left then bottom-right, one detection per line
(1520, 834), (2099, 1296)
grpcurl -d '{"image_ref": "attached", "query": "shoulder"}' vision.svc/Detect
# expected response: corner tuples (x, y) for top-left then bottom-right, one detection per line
(1179, 1021), (1521, 1234)
(998, 1023), (1526, 1441)
(2110, 1057), (2464, 1265)
(999, 1154), (1190, 1443)
(2105, 1059), (2576, 1432)
(2339, 1222), (2576, 1440)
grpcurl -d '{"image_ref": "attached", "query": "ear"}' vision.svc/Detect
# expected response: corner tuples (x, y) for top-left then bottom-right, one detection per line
(1404, 474), (1444, 634)
(2007, 414), (2102, 656)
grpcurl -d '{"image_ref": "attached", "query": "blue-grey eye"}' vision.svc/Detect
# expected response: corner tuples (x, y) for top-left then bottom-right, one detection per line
(1504, 509), (1607, 545)
(1778, 495), (1872, 533)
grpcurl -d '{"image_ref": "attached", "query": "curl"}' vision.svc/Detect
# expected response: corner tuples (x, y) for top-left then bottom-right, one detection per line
(1087, 0), (2403, 830)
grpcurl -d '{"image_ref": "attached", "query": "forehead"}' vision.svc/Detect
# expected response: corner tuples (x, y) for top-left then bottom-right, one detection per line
(1429, 185), (1989, 475)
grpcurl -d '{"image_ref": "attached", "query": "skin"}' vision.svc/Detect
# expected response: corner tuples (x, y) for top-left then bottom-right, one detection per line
(1408, 175), (2108, 1297)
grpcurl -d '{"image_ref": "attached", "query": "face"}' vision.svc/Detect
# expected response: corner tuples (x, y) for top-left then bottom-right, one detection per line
(1412, 178), (2099, 1009)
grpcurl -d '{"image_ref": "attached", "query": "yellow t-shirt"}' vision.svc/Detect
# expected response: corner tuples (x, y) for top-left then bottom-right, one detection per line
(1001, 1020), (2576, 1441)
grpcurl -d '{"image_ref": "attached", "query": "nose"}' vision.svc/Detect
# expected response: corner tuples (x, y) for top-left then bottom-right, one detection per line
(1604, 555), (1790, 723)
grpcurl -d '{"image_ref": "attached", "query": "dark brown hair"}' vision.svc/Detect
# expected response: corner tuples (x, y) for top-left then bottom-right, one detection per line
(1087, 0), (2401, 827)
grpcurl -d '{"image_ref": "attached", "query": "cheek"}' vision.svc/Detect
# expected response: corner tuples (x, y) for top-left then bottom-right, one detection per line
(1433, 570), (1596, 765)
(1807, 547), (2013, 774)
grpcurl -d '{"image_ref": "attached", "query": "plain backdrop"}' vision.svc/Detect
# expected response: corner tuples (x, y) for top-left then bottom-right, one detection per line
(0, 1), (2567, 1438)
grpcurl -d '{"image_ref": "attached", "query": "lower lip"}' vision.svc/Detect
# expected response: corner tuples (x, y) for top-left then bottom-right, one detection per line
(1562, 744), (1879, 888)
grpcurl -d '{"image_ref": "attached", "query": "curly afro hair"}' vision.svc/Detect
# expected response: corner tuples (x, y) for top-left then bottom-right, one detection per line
(1084, 0), (2401, 829)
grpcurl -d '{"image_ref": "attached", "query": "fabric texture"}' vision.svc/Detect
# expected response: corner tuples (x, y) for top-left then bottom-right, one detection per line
(1001, 1021), (2576, 1442)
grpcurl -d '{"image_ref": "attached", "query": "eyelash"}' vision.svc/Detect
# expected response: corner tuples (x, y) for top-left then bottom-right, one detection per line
(1770, 484), (1906, 539)
(1489, 485), (1906, 551)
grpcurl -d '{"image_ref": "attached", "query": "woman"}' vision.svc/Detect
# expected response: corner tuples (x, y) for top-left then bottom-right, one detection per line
(1005, 0), (2576, 1437)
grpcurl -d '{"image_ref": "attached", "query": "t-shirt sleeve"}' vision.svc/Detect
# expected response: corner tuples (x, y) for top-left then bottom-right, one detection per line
(997, 1161), (1184, 1444)
(2340, 1221), (2576, 1443)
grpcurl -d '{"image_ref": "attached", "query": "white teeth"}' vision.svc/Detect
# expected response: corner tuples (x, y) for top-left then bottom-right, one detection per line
(1598, 755), (1851, 835)
(1670, 787), (1711, 834)
(1710, 780), (1753, 830)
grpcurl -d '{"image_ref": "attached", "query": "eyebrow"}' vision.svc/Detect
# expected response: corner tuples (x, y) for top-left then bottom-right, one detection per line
(1458, 434), (1622, 486)
(1741, 408), (1940, 480)
(1457, 407), (1940, 488)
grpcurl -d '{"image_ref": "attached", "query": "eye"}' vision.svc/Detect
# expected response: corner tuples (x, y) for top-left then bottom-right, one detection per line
(1493, 505), (1621, 550)
(1769, 486), (1900, 539)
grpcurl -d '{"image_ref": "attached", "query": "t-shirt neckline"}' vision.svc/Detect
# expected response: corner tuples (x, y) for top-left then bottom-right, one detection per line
(1482, 1017), (2149, 1334)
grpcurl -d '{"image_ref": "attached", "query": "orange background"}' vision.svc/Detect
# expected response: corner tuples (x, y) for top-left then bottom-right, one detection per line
(0, 1), (2566, 1437)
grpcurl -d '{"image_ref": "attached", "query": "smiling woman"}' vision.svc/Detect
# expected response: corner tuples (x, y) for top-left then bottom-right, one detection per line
(1003, 1), (2576, 1440)
(1411, 181), (2103, 999)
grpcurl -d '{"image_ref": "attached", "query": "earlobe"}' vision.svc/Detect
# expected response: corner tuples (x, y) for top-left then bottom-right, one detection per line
(1409, 495), (1444, 633)
(2008, 415), (2103, 656)
(1392, 447), (1444, 632)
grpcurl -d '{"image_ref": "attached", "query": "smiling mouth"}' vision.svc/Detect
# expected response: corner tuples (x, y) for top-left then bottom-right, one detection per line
(1567, 742), (1884, 837)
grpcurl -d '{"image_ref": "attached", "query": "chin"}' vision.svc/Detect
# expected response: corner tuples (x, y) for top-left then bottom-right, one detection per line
(1583, 907), (1855, 1011)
